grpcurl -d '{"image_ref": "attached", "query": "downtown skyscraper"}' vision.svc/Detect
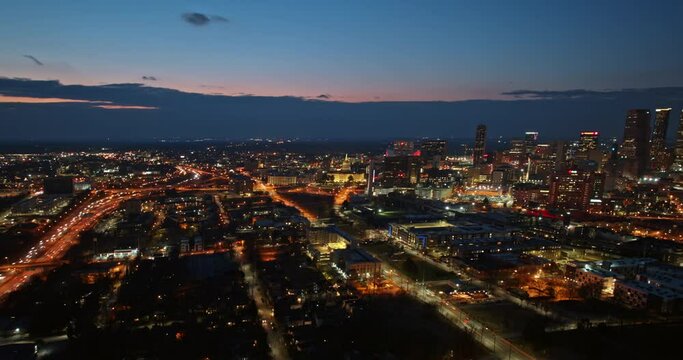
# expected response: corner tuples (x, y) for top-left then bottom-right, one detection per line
(649, 108), (671, 172)
(675, 110), (683, 171)
(619, 109), (650, 178)
(524, 131), (539, 153)
(575, 131), (600, 163)
(473, 124), (487, 166)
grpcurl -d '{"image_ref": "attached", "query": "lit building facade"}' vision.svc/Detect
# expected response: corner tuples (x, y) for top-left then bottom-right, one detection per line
(649, 108), (671, 171)
(548, 169), (604, 210)
(674, 110), (683, 171)
(619, 109), (650, 178)
(473, 124), (487, 166)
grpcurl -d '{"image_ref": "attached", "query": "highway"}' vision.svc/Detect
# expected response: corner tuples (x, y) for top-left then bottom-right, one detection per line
(252, 177), (319, 221)
(0, 260), (66, 272)
(0, 190), (151, 299)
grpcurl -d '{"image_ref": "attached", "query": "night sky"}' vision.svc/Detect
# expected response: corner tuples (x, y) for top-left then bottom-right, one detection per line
(1, 0), (683, 140)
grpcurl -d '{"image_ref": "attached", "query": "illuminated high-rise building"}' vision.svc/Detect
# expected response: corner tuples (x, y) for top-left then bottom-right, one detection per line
(524, 131), (539, 153)
(619, 109), (650, 178)
(419, 139), (447, 159)
(548, 169), (604, 210)
(388, 140), (415, 157)
(508, 139), (526, 165)
(649, 108), (671, 171)
(575, 131), (604, 168)
(518, 131), (539, 167)
(366, 159), (376, 195)
(419, 139), (447, 169)
(674, 110), (683, 171)
(553, 141), (568, 171)
(382, 155), (421, 186)
(578, 131), (599, 152)
(473, 124), (486, 166)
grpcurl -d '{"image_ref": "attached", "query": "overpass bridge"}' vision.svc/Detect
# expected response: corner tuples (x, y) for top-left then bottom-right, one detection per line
(0, 260), (67, 272)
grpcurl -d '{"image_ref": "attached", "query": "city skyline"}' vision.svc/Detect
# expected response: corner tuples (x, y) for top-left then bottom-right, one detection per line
(3, 2), (683, 360)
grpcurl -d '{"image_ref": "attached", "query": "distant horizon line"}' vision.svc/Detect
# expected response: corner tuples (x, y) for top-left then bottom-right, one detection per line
(0, 135), (670, 144)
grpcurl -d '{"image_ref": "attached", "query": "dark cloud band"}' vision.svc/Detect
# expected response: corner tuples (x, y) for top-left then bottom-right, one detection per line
(2, 77), (683, 141)
(182, 12), (228, 26)
(22, 55), (44, 66)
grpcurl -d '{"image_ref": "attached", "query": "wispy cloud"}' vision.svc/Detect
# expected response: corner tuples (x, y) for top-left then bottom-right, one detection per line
(200, 84), (226, 89)
(501, 89), (604, 99)
(0, 95), (93, 104)
(182, 12), (229, 26)
(22, 55), (44, 66)
(0, 92), (158, 111)
(93, 104), (158, 110)
(501, 87), (683, 101)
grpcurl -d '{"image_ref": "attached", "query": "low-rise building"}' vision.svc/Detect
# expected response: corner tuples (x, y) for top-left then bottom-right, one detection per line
(332, 248), (381, 280)
(267, 175), (298, 186)
(390, 220), (519, 250)
(613, 280), (682, 313)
